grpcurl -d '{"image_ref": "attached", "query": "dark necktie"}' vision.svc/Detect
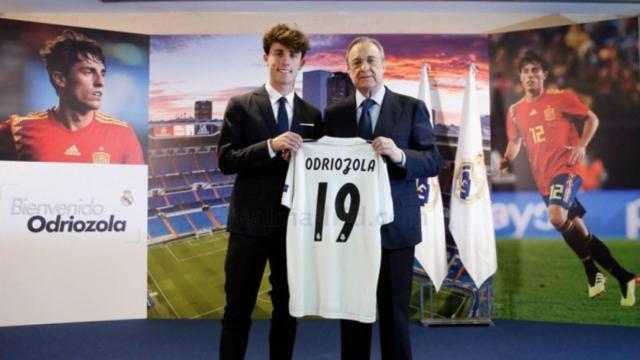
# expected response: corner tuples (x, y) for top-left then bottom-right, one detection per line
(277, 97), (289, 134)
(358, 98), (375, 140)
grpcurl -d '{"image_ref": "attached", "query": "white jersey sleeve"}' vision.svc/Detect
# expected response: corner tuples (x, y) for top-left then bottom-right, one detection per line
(281, 151), (295, 209)
(284, 136), (394, 323)
(378, 152), (394, 226)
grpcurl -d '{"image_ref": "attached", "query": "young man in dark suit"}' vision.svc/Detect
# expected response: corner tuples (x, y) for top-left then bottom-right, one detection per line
(324, 36), (442, 360)
(217, 23), (322, 360)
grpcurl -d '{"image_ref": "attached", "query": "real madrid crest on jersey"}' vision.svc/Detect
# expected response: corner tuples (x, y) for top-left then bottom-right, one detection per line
(453, 154), (486, 203)
(92, 147), (111, 164)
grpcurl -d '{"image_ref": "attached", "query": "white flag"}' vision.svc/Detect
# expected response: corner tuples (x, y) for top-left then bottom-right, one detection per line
(449, 64), (497, 288)
(414, 64), (448, 291)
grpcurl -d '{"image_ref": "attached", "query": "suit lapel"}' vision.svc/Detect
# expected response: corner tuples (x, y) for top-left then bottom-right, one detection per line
(374, 87), (399, 138)
(291, 94), (303, 135)
(254, 86), (278, 137)
(344, 94), (359, 136)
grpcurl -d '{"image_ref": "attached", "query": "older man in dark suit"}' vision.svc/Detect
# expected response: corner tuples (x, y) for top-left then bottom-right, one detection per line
(324, 36), (442, 360)
(217, 24), (322, 360)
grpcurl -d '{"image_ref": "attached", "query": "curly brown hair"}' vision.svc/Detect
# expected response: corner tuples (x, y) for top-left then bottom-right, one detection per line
(262, 23), (310, 58)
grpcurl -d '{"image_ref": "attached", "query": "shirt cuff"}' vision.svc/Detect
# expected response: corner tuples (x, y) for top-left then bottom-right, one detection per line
(267, 139), (277, 158)
(394, 150), (406, 168)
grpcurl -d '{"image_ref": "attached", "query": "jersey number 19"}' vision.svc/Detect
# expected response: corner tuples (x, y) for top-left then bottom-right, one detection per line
(314, 182), (360, 243)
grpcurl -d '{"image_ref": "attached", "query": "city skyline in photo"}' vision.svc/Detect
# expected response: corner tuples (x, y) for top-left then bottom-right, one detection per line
(150, 33), (490, 126)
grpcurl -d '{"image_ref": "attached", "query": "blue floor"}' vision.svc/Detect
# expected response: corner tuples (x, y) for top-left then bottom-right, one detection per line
(1, 319), (638, 359)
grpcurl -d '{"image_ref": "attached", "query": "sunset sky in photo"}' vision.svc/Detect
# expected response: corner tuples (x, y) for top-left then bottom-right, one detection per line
(150, 34), (490, 125)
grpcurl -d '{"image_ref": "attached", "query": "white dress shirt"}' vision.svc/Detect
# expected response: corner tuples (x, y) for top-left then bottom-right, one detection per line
(265, 82), (295, 157)
(355, 87), (406, 167)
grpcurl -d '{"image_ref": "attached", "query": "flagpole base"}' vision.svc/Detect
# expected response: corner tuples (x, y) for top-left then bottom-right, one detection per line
(416, 271), (494, 326)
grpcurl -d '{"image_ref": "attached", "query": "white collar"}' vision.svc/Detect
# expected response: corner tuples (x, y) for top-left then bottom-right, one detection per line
(355, 86), (385, 108)
(265, 82), (295, 106)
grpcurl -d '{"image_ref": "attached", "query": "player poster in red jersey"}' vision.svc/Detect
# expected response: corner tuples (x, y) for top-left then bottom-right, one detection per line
(489, 18), (640, 325)
(0, 19), (148, 165)
(0, 18), (149, 326)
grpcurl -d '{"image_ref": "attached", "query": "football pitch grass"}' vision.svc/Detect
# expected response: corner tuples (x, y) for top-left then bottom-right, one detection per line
(494, 239), (639, 327)
(148, 233), (639, 327)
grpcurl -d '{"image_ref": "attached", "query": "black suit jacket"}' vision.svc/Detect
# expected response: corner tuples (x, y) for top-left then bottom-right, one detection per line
(324, 87), (441, 249)
(218, 86), (323, 236)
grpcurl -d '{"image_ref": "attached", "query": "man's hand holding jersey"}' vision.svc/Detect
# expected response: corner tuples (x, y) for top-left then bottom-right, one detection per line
(372, 136), (404, 165)
(271, 131), (302, 161)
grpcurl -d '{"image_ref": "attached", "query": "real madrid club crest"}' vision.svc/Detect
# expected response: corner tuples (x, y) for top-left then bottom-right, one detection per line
(417, 177), (440, 211)
(453, 154), (486, 203)
(121, 189), (134, 206)
(92, 146), (111, 164)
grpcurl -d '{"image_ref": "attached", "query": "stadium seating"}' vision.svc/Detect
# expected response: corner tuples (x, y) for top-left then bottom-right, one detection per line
(195, 152), (218, 170)
(187, 211), (215, 231)
(206, 198), (226, 206)
(149, 177), (164, 190)
(174, 154), (198, 173)
(150, 156), (176, 176)
(166, 191), (198, 206)
(187, 172), (209, 185)
(216, 185), (233, 199)
(211, 206), (229, 227)
(167, 214), (195, 235)
(148, 148), (234, 241)
(163, 175), (187, 189)
(148, 217), (171, 238)
(209, 170), (232, 184)
(196, 188), (216, 201)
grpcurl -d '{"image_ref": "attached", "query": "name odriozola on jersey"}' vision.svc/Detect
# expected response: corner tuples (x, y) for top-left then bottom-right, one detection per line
(282, 136), (393, 323)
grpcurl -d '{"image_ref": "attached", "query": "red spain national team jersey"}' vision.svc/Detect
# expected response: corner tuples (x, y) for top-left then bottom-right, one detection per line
(0, 109), (144, 164)
(506, 90), (589, 195)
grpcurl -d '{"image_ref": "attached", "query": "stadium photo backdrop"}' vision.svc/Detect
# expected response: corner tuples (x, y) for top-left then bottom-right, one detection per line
(489, 18), (640, 326)
(0, 18), (150, 159)
(146, 33), (492, 322)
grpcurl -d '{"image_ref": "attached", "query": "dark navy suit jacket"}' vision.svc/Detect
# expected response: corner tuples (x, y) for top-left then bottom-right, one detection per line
(324, 87), (442, 249)
(218, 86), (323, 236)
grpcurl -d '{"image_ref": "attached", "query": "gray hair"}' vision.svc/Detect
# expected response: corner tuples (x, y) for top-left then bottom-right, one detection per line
(345, 36), (385, 64)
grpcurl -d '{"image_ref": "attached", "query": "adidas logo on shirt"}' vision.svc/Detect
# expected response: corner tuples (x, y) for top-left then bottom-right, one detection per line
(529, 109), (537, 116)
(64, 145), (81, 156)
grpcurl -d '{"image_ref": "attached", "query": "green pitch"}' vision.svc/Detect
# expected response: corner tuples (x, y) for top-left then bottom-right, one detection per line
(147, 231), (435, 320)
(148, 233), (639, 327)
(147, 232), (273, 319)
(494, 239), (640, 327)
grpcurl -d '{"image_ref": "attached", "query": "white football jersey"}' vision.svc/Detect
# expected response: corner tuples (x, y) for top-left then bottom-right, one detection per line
(282, 136), (394, 323)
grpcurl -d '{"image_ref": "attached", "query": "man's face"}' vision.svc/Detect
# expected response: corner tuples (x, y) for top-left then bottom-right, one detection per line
(56, 55), (106, 113)
(347, 41), (385, 97)
(264, 42), (304, 92)
(519, 62), (547, 95)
